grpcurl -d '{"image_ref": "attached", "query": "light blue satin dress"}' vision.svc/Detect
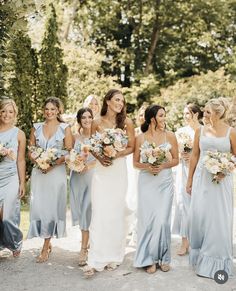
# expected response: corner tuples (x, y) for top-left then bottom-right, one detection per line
(0, 127), (23, 252)
(134, 142), (174, 268)
(189, 127), (234, 278)
(172, 126), (195, 237)
(27, 122), (68, 239)
(69, 138), (95, 229)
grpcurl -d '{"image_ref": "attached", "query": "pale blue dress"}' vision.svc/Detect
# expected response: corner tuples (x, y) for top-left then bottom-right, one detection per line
(27, 122), (69, 239)
(189, 127), (234, 278)
(134, 142), (174, 267)
(0, 127), (23, 252)
(69, 137), (95, 229)
(172, 126), (195, 237)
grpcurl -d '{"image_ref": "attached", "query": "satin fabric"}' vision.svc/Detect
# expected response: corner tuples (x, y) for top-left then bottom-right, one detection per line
(172, 126), (195, 237)
(27, 122), (68, 239)
(134, 143), (174, 267)
(69, 138), (94, 229)
(87, 157), (128, 271)
(0, 127), (23, 252)
(189, 127), (234, 278)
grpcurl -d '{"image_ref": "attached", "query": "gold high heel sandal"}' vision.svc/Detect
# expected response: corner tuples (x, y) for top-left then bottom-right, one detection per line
(78, 247), (88, 266)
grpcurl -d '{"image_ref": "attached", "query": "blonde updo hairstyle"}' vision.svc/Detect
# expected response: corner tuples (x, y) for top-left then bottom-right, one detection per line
(206, 97), (230, 120)
(43, 97), (64, 122)
(0, 98), (18, 124)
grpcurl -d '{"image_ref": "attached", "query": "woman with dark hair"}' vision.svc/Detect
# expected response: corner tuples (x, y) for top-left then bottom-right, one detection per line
(172, 103), (202, 256)
(133, 105), (179, 274)
(84, 89), (135, 276)
(28, 97), (73, 263)
(69, 107), (96, 266)
(0, 99), (26, 257)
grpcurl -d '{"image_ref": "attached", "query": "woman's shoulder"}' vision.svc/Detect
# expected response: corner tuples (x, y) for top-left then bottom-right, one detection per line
(33, 122), (43, 130)
(59, 122), (70, 130)
(125, 117), (133, 125)
(166, 130), (176, 139)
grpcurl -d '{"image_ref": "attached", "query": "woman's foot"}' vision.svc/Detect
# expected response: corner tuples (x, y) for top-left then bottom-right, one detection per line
(146, 264), (157, 274)
(83, 266), (96, 278)
(160, 264), (170, 272)
(177, 245), (189, 256)
(105, 262), (119, 271)
(36, 244), (52, 263)
(78, 247), (88, 266)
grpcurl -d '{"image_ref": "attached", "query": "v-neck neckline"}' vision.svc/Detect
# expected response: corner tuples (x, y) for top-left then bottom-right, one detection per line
(42, 123), (60, 142)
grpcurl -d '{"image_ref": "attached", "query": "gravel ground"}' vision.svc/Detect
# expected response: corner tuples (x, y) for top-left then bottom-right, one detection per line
(1, 210), (236, 291)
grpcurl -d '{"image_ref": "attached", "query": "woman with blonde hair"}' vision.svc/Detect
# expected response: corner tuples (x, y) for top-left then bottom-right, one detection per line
(83, 95), (100, 118)
(28, 97), (73, 263)
(0, 99), (26, 257)
(186, 97), (236, 278)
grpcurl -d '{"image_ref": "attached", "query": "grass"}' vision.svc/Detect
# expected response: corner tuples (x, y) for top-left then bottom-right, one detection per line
(20, 204), (30, 239)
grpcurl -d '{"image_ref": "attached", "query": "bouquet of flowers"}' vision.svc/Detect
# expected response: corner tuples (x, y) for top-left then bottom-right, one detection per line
(176, 132), (193, 153)
(203, 150), (236, 183)
(140, 141), (171, 167)
(89, 128), (128, 158)
(65, 144), (90, 173)
(0, 142), (16, 162)
(28, 146), (62, 171)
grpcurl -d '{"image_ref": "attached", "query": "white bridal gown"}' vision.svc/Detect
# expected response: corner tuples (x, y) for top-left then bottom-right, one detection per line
(87, 157), (128, 271)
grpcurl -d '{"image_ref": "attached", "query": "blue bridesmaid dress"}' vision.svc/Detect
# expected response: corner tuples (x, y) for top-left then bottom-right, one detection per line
(134, 142), (174, 268)
(69, 138), (94, 230)
(0, 127), (23, 252)
(189, 127), (234, 278)
(172, 125), (195, 237)
(27, 122), (69, 239)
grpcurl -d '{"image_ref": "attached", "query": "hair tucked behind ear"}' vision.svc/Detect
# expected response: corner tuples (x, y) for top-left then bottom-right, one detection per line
(140, 104), (165, 133)
(76, 107), (93, 133)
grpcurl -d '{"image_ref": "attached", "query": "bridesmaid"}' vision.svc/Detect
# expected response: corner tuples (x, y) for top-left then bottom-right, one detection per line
(69, 107), (96, 266)
(0, 99), (26, 257)
(28, 97), (73, 263)
(133, 104), (179, 274)
(186, 97), (236, 278)
(83, 95), (100, 118)
(84, 89), (135, 276)
(172, 103), (202, 255)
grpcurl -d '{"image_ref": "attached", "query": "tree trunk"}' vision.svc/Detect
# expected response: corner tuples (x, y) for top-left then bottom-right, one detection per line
(144, 0), (161, 75)
(63, 0), (79, 41)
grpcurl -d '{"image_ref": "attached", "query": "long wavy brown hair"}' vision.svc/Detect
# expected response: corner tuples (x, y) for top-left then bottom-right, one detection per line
(100, 89), (126, 129)
(43, 97), (64, 123)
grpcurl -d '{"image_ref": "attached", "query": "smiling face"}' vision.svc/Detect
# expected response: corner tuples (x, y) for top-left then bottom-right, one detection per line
(203, 104), (218, 124)
(44, 102), (59, 121)
(154, 108), (166, 129)
(137, 108), (145, 126)
(88, 97), (99, 116)
(0, 104), (16, 126)
(80, 110), (93, 129)
(106, 93), (124, 114)
(183, 107), (192, 124)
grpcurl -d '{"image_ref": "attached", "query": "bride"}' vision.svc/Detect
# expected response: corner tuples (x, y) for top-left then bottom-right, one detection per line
(84, 89), (135, 276)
